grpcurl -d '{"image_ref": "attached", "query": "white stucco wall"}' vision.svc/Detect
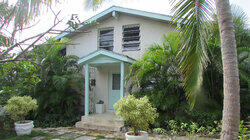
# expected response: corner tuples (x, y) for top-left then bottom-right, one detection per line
(66, 13), (176, 60)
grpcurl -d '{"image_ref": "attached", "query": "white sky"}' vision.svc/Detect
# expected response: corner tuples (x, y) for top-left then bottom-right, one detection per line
(7, 0), (250, 50)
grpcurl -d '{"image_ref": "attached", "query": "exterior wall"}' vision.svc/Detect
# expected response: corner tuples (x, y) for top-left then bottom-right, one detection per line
(66, 13), (176, 60)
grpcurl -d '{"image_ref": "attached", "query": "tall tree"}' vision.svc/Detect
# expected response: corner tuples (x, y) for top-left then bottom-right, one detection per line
(171, 0), (240, 138)
(215, 0), (240, 139)
(170, 0), (240, 138)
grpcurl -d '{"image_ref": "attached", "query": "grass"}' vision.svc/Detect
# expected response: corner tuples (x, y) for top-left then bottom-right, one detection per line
(1, 131), (48, 140)
(0, 129), (124, 140)
(0, 130), (67, 140)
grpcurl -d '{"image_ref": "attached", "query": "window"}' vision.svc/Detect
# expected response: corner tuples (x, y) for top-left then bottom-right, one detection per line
(99, 28), (114, 51)
(112, 74), (120, 90)
(122, 25), (140, 50)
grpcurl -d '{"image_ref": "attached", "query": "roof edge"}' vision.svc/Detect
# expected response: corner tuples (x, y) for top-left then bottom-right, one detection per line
(55, 6), (180, 40)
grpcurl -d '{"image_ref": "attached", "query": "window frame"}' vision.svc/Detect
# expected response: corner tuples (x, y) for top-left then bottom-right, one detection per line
(98, 27), (114, 51)
(122, 24), (141, 51)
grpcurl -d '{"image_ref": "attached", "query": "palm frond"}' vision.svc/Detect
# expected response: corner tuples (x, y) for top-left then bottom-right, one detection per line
(0, 33), (12, 47)
(171, 0), (215, 109)
(0, 2), (16, 29)
(14, 0), (54, 29)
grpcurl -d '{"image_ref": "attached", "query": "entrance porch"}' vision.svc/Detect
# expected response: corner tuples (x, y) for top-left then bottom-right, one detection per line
(75, 49), (135, 131)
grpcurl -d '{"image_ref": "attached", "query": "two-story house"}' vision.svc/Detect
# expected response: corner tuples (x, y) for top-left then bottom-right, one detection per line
(56, 6), (177, 130)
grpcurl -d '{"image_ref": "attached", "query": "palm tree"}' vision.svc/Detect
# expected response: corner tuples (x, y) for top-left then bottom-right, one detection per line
(171, 0), (240, 139)
(214, 1), (240, 139)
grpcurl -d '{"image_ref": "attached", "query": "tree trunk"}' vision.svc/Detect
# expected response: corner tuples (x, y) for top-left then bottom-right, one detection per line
(215, 0), (240, 139)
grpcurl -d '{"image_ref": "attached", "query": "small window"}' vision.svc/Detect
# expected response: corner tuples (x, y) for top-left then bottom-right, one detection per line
(99, 28), (114, 51)
(112, 74), (120, 90)
(122, 25), (140, 50)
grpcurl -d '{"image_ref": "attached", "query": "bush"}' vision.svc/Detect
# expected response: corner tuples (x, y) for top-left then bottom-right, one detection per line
(114, 95), (158, 136)
(5, 96), (38, 122)
(30, 38), (83, 127)
(166, 120), (221, 137)
(0, 115), (15, 138)
(153, 128), (166, 134)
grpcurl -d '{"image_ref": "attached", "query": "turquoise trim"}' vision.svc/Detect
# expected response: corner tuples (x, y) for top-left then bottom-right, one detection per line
(112, 11), (119, 19)
(120, 62), (124, 98)
(85, 63), (89, 116)
(55, 6), (180, 40)
(77, 49), (135, 64)
(89, 59), (120, 64)
(109, 71), (121, 110)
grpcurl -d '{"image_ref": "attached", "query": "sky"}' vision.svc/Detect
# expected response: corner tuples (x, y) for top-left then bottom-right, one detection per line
(7, 0), (250, 50)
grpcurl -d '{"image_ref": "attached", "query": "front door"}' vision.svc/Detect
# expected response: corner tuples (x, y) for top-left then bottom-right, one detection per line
(109, 73), (121, 109)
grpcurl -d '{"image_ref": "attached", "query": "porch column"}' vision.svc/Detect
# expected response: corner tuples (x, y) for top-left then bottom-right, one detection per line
(85, 63), (89, 116)
(120, 62), (124, 98)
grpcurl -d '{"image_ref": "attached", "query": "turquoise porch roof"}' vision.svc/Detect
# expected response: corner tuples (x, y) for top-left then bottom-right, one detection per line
(77, 49), (135, 65)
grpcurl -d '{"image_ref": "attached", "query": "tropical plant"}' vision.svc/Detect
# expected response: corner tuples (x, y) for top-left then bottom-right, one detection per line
(0, 2), (15, 47)
(171, 0), (241, 138)
(153, 128), (166, 134)
(114, 95), (158, 136)
(205, 7), (249, 120)
(32, 38), (84, 127)
(238, 120), (248, 140)
(127, 33), (188, 127)
(4, 0), (54, 30)
(5, 96), (38, 122)
(0, 60), (40, 105)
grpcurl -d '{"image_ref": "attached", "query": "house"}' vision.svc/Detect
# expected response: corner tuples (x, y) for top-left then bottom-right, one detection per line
(56, 6), (177, 131)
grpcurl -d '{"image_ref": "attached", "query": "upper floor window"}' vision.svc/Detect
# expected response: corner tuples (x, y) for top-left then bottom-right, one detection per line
(99, 28), (114, 51)
(122, 25), (140, 50)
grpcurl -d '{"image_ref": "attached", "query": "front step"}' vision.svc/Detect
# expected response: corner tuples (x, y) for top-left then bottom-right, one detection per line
(75, 112), (124, 132)
(75, 121), (122, 132)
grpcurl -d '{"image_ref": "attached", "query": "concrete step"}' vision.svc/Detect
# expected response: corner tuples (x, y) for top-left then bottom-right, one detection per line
(81, 114), (123, 123)
(76, 112), (124, 132)
(81, 116), (123, 124)
(75, 121), (122, 132)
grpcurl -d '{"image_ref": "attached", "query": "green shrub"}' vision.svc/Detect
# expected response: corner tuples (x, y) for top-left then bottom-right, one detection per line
(33, 114), (81, 127)
(30, 38), (84, 127)
(0, 114), (15, 137)
(166, 120), (222, 137)
(5, 96), (38, 122)
(114, 95), (158, 136)
(153, 128), (166, 134)
(0, 61), (40, 105)
(238, 120), (248, 140)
